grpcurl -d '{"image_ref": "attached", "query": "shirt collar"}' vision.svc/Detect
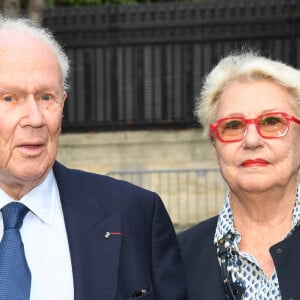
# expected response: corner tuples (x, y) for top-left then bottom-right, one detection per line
(214, 193), (235, 244)
(0, 170), (57, 225)
(214, 184), (300, 244)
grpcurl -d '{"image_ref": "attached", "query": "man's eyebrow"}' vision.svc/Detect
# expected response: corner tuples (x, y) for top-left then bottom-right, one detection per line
(0, 88), (22, 94)
(0, 88), (57, 95)
(0, 87), (22, 94)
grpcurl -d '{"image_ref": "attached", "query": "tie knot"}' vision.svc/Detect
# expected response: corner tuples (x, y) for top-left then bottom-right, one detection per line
(1, 202), (29, 230)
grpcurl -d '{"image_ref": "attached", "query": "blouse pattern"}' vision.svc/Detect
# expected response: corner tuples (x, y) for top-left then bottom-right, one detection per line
(214, 185), (300, 299)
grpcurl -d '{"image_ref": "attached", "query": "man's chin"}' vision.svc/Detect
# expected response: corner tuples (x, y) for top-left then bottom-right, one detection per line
(10, 162), (52, 184)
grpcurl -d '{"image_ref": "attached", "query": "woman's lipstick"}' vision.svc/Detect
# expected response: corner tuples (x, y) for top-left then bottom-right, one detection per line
(241, 159), (269, 167)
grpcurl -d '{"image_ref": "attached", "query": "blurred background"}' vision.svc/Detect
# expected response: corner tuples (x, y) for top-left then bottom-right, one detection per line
(2, 0), (299, 230)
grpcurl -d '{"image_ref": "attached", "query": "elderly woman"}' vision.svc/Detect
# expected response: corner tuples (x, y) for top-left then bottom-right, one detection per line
(178, 51), (300, 300)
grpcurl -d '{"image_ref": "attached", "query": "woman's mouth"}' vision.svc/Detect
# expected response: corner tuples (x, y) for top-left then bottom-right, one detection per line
(241, 159), (269, 167)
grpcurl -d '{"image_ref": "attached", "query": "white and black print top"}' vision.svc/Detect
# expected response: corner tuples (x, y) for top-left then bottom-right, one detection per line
(214, 186), (300, 300)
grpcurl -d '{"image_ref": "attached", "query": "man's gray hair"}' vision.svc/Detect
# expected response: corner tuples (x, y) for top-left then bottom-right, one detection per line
(0, 15), (70, 91)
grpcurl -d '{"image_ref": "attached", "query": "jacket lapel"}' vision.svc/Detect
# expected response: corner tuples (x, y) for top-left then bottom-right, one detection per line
(53, 162), (122, 300)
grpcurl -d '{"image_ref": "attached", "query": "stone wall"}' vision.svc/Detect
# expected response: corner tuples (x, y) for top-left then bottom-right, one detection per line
(57, 129), (221, 227)
(57, 128), (218, 174)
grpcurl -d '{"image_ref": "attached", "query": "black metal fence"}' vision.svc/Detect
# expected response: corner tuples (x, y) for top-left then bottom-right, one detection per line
(43, 0), (300, 132)
(107, 168), (228, 229)
(107, 168), (300, 229)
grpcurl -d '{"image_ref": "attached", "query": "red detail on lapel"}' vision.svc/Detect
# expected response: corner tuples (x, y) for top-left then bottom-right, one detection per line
(104, 231), (123, 239)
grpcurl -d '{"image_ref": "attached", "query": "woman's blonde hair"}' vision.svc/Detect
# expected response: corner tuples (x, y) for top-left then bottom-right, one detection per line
(196, 51), (300, 136)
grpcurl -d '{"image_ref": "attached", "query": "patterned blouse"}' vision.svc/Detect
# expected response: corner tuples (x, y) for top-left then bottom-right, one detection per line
(214, 186), (300, 299)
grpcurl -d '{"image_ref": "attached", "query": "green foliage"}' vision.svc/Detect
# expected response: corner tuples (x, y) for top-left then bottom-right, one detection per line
(101, 0), (139, 3)
(53, 0), (139, 5)
(52, 0), (201, 6)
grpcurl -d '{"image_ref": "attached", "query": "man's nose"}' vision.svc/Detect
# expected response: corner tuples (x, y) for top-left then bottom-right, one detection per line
(19, 96), (44, 127)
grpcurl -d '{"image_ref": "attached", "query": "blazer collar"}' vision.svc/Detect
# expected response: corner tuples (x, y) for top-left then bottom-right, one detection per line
(53, 162), (122, 299)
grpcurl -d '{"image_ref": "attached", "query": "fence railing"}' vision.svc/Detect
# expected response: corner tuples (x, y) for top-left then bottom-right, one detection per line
(107, 168), (300, 230)
(43, 0), (300, 132)
(107, 168), (228, 229)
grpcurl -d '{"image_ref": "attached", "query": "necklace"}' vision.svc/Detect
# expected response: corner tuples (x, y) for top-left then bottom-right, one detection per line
(217, 236), (245, 300)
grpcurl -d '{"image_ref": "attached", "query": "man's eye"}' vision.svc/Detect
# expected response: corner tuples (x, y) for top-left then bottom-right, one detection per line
(2, 95), (17, 102)
(40, 94), (52, 101)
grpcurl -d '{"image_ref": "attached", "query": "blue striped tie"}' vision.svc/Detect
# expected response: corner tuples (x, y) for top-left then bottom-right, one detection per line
(0, 202), (31, 300)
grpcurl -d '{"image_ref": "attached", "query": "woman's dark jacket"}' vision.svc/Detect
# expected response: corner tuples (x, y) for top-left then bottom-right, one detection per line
(178, 215), (300, 300)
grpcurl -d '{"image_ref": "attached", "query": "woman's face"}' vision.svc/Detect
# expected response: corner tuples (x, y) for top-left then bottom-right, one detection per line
(213, 80), (300, 194)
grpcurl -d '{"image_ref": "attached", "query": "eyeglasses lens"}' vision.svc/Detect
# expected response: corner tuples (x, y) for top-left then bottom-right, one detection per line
(218, 119), (245, 141)
(258, 115), (288, 137)
(217, 114), (288, 141)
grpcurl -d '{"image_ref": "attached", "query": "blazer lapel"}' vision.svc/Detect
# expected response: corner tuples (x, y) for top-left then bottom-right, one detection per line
(68, 211), (123, 300)
(53, 162), (122, 300)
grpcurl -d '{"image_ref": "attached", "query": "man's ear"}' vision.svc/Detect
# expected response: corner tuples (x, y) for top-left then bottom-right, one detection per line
(63, 91), (67, 103)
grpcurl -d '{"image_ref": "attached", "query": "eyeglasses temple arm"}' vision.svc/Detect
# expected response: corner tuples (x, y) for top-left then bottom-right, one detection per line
(291, 116), (300, 124)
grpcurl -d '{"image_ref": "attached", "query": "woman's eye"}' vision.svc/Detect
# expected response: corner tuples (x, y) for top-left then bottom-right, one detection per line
(225, 120), (243, 129)
(261, 116), (281, 125)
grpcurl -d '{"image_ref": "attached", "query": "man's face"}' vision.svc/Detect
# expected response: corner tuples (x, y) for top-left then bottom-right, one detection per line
(0, 32), (66, 197)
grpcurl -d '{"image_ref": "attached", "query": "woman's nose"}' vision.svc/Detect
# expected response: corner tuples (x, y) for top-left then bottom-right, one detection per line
(243, 123), (264, 147)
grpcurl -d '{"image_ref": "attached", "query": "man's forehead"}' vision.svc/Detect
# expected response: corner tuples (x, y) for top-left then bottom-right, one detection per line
(0, 31), (58, 65)
(0, 30), (46, 49)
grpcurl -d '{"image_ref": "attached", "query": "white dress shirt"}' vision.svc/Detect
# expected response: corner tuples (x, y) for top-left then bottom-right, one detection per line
(0, 170), (74, 300)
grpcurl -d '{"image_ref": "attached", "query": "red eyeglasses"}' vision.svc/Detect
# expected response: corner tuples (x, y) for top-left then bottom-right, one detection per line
(210, 112), (300, 143)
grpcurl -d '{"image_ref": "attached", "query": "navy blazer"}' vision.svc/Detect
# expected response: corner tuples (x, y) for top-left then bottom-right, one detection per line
(178, 215), (300, 300)
(53, 162), (187, 300)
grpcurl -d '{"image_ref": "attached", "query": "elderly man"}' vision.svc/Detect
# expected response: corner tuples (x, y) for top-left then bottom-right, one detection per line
(0, 16), (186, 300)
